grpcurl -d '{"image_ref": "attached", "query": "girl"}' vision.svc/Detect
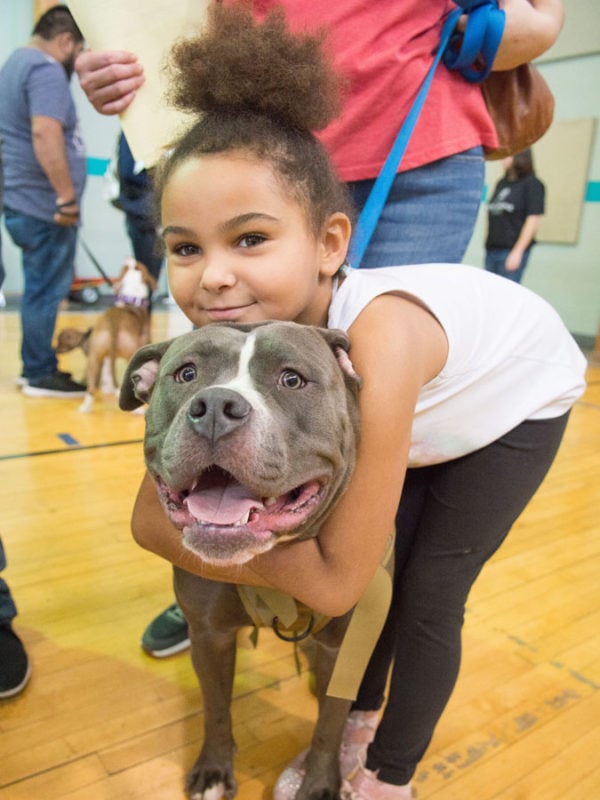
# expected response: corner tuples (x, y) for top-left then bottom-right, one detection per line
(128, 5), (585, 799)
(485, 148), (546, 283)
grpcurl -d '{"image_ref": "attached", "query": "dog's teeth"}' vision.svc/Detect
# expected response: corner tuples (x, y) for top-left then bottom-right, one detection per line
(264, 497), (277, 507)
(237, 510), (251, 526)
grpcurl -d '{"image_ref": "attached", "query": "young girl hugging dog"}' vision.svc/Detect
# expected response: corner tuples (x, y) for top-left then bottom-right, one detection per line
(126, 5), (585, 799)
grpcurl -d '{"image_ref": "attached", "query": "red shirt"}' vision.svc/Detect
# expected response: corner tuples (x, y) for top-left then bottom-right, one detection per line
(252, 0), (497, 181)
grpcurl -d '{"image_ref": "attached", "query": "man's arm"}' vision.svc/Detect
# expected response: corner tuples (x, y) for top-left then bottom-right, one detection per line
(31, 115), (79, 225)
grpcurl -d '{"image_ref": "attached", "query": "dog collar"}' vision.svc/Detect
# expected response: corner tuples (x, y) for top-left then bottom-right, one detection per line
(114, 294), (149, 308)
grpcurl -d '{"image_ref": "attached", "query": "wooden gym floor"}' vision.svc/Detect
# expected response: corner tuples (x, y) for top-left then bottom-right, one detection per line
(0, 301), (598, 799)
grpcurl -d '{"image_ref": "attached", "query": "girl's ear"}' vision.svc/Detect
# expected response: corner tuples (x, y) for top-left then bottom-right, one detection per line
(319, 212), (352, 277)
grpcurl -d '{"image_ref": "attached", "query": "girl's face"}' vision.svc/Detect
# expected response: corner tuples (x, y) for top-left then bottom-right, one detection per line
(161, 153), (350, 329)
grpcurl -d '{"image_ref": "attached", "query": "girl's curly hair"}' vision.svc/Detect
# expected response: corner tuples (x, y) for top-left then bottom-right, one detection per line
(155, 2), (355, 232)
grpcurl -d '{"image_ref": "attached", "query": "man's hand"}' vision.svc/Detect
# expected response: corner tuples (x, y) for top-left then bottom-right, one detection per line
(54, 199), (80, 227)
(75, 49), (144, 115)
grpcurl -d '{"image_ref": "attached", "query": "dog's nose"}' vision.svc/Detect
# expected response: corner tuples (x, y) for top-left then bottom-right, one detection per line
(188, 388), (251, 441)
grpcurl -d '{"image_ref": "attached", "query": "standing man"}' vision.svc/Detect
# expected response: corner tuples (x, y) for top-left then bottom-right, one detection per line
(0, 5), (87, 397)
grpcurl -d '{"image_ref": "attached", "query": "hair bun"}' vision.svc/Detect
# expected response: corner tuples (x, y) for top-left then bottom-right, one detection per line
(166, 2), (344, 133)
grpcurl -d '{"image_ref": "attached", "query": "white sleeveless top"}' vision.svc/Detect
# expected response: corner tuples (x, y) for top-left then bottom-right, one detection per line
(328, 264), (587, 467)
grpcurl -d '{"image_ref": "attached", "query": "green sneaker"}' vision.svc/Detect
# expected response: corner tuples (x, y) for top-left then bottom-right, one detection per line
(141, 603), (190, 657)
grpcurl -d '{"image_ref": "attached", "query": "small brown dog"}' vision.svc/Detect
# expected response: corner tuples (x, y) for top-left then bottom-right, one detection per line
(56, 259), (157, 412)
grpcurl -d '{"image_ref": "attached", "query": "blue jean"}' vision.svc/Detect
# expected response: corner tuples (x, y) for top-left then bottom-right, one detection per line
(485, 246), (532, 284)
(0, 537), (17, 624)
(4, 209), (78, 381)
(348, 147), (485, 267)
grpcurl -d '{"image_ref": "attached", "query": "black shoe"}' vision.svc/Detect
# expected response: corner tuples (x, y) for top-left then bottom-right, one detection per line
(22, 371), (86, 398)
(16, 369), (73, 388)
(0, 623), (31, 698)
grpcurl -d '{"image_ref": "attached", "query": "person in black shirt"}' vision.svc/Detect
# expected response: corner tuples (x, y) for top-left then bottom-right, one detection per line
(485, 148), (545, 283)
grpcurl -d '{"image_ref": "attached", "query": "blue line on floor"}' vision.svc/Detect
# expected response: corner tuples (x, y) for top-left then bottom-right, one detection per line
(0, 439), (143, 461)
(58, 433), (80, 446)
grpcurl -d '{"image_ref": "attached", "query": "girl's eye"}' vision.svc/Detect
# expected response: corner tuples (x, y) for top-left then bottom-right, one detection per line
(279, 370), (305, 389)
(173, 243), (200, 257)
(238, 233), (267, 249)
(174, 364), (197, 383)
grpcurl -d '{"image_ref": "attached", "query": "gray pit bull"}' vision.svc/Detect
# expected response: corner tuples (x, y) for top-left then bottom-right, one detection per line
(120, 320), (362, 800)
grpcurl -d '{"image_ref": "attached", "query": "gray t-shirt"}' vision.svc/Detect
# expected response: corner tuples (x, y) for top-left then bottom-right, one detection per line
(0, 47), (86, 222)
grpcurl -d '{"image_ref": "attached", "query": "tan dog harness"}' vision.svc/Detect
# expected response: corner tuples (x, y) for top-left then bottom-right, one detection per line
(237, 533), (394, 700)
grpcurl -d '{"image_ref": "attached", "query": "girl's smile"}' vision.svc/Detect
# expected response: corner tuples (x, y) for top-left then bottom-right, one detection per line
(161, 152), (349, 329)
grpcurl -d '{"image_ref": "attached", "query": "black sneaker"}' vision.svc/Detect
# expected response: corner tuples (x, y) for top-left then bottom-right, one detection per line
(22, 371), (86, 398)
(0, 623), (31, 698)
(16, 369), (73, 388)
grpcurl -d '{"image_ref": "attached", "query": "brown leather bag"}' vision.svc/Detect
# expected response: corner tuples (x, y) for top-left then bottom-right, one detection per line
(481, 63), (555, 160)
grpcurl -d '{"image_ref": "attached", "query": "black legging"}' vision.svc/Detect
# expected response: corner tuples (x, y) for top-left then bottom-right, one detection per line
(353, 413), (570, 785)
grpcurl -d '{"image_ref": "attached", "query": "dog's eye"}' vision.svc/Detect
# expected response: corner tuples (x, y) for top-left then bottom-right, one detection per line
(174, 364), (197, 383)
(279, 369), (305, 389)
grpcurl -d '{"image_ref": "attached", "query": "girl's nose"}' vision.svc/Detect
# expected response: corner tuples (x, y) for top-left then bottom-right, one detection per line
(200, 256), (237, 292)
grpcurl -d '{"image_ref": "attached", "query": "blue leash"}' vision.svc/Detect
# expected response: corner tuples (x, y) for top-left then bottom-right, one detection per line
(348, 0), (505, 268)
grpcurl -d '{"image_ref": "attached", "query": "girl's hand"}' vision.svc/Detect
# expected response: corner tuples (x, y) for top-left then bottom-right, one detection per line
(505, 249), (523, 272)
(75, 50), (144, 115)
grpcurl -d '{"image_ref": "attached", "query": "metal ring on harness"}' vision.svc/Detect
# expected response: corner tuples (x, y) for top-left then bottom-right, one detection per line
(271, 614), (315, 642)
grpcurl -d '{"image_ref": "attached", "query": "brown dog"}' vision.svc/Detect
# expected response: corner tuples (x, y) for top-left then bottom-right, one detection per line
(55, 258), (157, 412)
(56, 305), (151, 413)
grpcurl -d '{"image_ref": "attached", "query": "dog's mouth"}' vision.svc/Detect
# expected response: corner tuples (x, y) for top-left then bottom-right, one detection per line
(154, 467), (326, 563)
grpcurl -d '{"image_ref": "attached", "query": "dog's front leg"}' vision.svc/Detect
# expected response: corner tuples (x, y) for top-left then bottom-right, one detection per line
(297, 615), (353, 800)
(300, 695), (351, 800)
(174, 568), (241, 800)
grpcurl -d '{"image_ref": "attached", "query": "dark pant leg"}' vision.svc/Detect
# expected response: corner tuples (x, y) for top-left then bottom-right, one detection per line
(125, 215), (163, 281)
(0, 537), (18, 625)
(362, 414), (570, 785)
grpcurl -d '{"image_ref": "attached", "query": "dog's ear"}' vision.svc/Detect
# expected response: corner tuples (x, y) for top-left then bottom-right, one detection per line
(55, 327), (88, 353)
(119, 340), (173, 410)
(137, 261), (159, 291)
(315, 327), (361, 389)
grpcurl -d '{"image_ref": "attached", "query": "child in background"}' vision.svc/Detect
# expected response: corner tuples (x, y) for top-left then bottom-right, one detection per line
(120, 6), (584, 798)
(485, 148), (546, 283)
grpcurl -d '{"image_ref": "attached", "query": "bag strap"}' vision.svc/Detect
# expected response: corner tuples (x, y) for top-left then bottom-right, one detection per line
(349, 1), (505, 267)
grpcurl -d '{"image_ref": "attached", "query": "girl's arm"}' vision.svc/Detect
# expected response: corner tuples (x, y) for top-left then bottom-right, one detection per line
(506, 214), (542, 271)
(131, 294), (448, 617)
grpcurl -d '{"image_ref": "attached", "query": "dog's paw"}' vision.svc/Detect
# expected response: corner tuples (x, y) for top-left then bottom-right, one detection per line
(189, 783), (228, 800)
(78, 394), (94, 413)
(186, 762), (237, 800)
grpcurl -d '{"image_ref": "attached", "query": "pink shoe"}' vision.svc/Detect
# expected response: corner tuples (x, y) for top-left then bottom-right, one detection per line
(273, 751), (306, 800)
(339, 710), (380, 777)
(342, 763), (412, 800)
(273, 710), (380, 799)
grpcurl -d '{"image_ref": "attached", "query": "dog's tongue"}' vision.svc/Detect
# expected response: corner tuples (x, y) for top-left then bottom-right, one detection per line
(185, 480), (264, 525)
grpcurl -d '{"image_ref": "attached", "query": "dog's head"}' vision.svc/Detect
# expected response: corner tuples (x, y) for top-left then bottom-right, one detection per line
(120, 321), (361, 565)
(113, 258), (158, 308)
(55, 327), (92, 354)
(115, 258), (158, 292)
